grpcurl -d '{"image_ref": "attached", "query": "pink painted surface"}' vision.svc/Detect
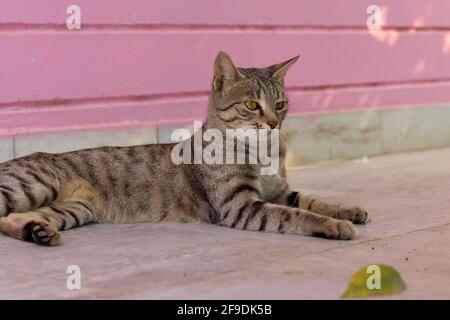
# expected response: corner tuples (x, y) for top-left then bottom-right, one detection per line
(0, 1), (450, 137)
(1, 33), (450, 104)
(2, 81), (450, 137)
(2, 0), (450, 28)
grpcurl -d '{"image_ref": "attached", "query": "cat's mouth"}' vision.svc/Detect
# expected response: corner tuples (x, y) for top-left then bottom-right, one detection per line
(225, 123), (279, 131)
(254, 123), (279, 130)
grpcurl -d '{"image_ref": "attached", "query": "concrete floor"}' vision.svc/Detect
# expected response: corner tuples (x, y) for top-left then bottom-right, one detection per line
(1, 148), (450, 299)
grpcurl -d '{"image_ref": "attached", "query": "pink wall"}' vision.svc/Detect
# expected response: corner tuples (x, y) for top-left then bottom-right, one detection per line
(1, 1), (450, 136)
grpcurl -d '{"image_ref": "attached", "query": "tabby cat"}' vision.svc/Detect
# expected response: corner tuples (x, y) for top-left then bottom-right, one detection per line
(0, 52), (369, 246)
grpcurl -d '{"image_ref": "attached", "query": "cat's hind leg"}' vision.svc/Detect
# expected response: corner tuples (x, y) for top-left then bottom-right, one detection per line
(0, 179), (102, 246)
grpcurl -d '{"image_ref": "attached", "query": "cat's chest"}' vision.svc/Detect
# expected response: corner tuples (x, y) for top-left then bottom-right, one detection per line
(259, 174), (288, 202)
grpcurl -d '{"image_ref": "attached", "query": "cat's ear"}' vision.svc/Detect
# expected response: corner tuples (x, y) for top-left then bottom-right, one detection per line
(213, 51), (245, 92)
(267, 55), (300, 84)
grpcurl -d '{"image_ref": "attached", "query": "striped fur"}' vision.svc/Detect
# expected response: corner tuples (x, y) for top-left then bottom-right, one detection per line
(0, 52), (369, 246)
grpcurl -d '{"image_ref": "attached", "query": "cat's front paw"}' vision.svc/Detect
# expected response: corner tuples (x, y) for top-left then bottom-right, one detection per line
(335, 206), (369, 225)
(313, 220), (357, 240)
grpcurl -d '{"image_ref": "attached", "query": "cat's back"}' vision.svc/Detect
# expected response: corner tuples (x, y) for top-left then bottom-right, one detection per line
(0, 143), (177, 194)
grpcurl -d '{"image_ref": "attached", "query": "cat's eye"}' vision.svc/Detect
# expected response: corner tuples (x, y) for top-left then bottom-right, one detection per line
(275, 101), (286, 111)
(244, 101), (259, 110)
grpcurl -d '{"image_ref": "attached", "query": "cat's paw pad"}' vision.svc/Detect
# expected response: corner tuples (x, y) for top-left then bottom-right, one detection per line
(337, 206), (370, 224)
(30, 223), (60, 246)
(314, 220), (357, 240)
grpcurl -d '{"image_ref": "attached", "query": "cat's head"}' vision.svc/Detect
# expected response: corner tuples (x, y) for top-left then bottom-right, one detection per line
(207, 51), (299, 131)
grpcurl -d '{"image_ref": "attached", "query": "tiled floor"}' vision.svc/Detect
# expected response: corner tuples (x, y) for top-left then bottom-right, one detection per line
(1, 148), (450, 299)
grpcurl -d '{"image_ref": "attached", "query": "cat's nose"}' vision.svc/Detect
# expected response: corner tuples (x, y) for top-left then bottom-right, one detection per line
(267, 119), (279, 129)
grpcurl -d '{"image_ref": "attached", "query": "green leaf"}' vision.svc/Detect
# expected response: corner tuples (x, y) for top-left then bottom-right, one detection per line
(341, 264), (406, 298)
